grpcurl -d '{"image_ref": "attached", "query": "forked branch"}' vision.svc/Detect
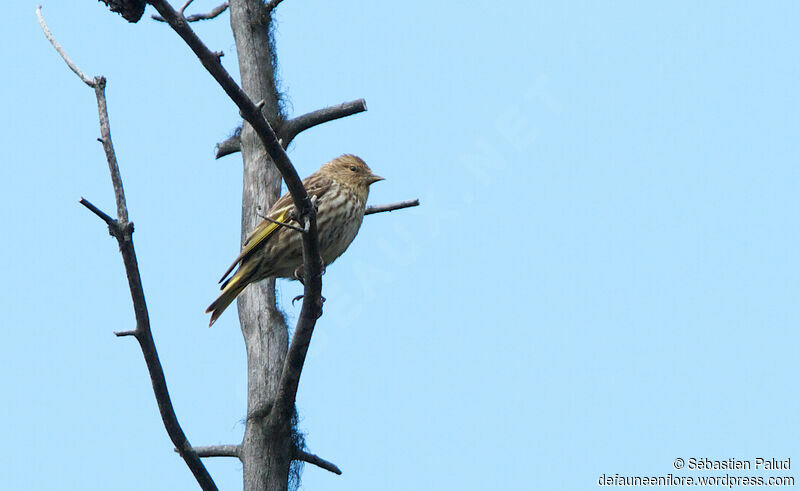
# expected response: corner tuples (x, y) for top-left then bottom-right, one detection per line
(152, 1), (229, 22)
(37, 7), (217, 491)
(146, 0), (419, 425)
(215, 98), (368, 158)
(145, 0), (324, 426)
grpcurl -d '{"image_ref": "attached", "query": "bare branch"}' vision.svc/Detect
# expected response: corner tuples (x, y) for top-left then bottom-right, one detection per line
(265, 0), (285, 14)
(94, 79), (129, 223)
(179, 0), (195, 16)
(365, 199), (420, 216)
(190, 445), (241, 459)
(189, 2), (229, 21)
(40, 0), (130, 223)
(281, 99), (367, 147)
(114, 329), (138, 338)
(216, 98), (366, 158)
(215, 131), (241, 158)
(146, 0), (313, 217)
(36, 6), (92, 86)
(296, 450), (342, 475)
(153, 2), (228, 22)
(146, 0), (324, 427)
(39, 8), (217, 490)
(79, 197), (116, 226)
(257, 212), (305, 233)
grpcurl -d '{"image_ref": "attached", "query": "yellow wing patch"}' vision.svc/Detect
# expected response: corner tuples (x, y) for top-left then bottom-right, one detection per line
(218, 207), (291, 284)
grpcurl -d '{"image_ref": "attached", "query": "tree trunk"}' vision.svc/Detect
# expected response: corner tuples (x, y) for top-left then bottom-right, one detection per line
(228, 1), (292, 490)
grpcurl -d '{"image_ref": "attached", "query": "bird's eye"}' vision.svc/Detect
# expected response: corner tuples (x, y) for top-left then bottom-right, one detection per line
(349, 166), (358, 172)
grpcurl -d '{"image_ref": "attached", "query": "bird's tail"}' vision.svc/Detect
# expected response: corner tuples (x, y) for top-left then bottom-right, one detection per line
(206, 262), (255, 327)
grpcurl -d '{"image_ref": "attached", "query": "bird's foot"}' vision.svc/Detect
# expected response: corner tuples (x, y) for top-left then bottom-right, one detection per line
(292, 294), (326, 306)
(293, 262), (327, 284)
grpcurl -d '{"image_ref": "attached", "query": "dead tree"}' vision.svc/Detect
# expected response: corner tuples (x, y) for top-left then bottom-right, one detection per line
(38, 2), (418, 490)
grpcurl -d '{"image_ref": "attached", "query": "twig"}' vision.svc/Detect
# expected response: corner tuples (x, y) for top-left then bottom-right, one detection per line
(190, 445), (241, 459)
(256, 212), (305, 233)
(179, 0), (195, 16)
(365, 199), (420, 216)
(296, 450), (342, 475)
(37, 7), (217, 491)
(79, 197), (116, 226)
(36, 6), (91, 86)
(281, 99), (367, 147)
(153, 2), (228, 22)
(146, 0), (324, 426)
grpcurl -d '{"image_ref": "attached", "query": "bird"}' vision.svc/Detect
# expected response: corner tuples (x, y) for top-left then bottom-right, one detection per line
(206, 154), (384, 326)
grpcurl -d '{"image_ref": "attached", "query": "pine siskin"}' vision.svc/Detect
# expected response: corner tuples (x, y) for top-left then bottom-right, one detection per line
(206, 154), (384, 326)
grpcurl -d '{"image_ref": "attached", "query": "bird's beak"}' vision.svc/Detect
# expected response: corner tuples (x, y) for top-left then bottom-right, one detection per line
(368, 174), (385, 184)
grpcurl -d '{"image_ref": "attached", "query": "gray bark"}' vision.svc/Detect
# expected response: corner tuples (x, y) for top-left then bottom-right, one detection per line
(228, 1), (292, 490)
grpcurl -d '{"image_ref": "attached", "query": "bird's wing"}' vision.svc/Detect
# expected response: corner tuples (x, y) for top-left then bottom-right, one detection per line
(217, 206), (290, 284)
(217, 174), (333, 284)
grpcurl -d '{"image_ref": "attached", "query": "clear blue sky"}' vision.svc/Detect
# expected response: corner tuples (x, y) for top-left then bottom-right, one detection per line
(3, 1), (799, 490)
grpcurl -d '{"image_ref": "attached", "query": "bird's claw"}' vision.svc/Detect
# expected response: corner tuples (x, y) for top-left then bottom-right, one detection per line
(293, 262), (327, 284)
(291, 294), (326, 306)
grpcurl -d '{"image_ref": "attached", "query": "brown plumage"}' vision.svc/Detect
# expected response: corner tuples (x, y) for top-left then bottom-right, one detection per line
(206, 154), (383, 326)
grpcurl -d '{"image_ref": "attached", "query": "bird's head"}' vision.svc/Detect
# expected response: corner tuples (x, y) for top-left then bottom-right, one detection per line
(322, 154), (384, 190)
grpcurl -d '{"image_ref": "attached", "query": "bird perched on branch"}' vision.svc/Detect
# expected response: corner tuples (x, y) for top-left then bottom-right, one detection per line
(206, 154), (384, 326)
